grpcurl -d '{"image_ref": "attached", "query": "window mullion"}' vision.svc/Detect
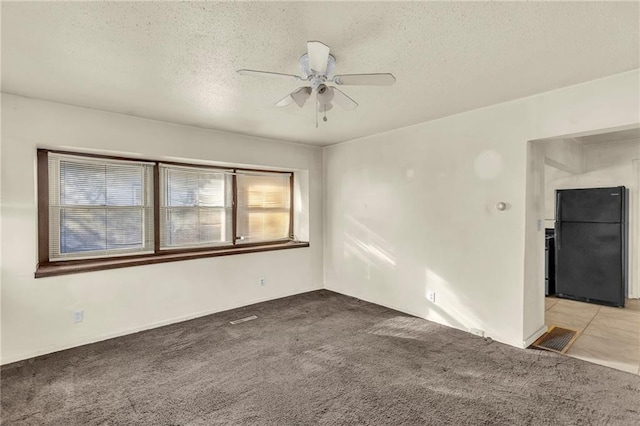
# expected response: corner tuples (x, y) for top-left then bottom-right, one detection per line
(289, 174), (294, 240)
(103, 164), (108, 253)
(232, 169), (238, 246)
(153, 163), (160, 254)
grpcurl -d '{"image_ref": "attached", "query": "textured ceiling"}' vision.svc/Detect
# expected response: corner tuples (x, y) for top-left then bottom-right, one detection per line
(2, 2), (639, 146)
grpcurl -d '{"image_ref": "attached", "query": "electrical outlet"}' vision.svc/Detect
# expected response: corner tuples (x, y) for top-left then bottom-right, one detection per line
(73, 310), (84, 323)
(259, 277), (265, 287)
(427, 290), (436, 303)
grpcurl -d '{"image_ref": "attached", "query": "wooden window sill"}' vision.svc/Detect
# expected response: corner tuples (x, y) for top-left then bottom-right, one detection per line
(35, 241), (310, 278)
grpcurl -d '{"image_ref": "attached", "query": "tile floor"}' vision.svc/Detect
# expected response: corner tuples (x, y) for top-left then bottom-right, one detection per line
(545, 297), (640, 375)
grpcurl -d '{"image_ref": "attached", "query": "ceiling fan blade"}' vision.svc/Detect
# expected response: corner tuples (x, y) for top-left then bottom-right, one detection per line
(331, 87), (358, 110)
(291, 87), (312, 108)
(237, 69), (301, 81)
(275, 94), (293, 107)
(307, 41), (330, 75)
(275, 87), (312, 108)
(333, 73), (396, 86)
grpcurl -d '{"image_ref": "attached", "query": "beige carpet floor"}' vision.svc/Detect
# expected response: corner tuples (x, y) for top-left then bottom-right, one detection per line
(2, 290), (639, 425)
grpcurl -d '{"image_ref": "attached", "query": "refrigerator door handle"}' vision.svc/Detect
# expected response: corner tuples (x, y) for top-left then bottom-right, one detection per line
(555, 192), (561, 250)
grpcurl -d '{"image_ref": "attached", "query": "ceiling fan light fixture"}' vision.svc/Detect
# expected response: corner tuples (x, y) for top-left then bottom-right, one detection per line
(316, 85), (334, 105)
(317, 102), (333, 112)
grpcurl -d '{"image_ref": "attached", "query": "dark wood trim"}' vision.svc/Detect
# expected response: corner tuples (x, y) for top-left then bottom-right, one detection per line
(153, 164), (160, 252)
(232, 169), (238, 245)
(38, 240), (292, 268)
(289, 173), (295, 240)
(155, 160), (234, 172)
(36, 149), (302, 276)
(43, 149), (155, 164)
(230, 239), (291, 249)
(156, 162), (289, 175)
(42, 149), (291, 174)
(234, 167), (292, 175)
(37, 150), (50, 265)
(35, 241), (309, 278)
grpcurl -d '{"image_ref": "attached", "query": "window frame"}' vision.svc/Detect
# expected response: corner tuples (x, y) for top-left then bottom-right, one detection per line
(47, 152), (156, 261)
(158, 163), (235, 250)
(234, 170), (295, 245)
(36, 149), (307, 278)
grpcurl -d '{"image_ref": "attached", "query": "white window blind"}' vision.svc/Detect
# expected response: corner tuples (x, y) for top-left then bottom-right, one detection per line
(159, 164), (233, 249)
(48, 154), (154, 260)
(236, 172), (291, 244)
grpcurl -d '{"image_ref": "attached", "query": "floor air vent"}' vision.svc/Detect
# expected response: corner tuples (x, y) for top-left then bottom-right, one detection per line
(230, 315), (258, 325)
(531, 326), (579, 354)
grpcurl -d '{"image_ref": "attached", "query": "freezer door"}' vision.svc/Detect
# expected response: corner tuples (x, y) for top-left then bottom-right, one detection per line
(555, 222), (624, 306)
(556, 187), (624, 223)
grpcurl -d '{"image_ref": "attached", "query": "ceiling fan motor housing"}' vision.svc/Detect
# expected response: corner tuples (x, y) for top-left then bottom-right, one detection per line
(299, 53), (336, 90)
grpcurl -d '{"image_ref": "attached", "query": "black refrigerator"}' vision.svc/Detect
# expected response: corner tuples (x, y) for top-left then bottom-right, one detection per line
(555, 186), (628, 307)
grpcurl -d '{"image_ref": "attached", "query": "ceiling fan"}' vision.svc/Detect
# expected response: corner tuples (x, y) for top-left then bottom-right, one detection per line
(237, 41), (396, 126)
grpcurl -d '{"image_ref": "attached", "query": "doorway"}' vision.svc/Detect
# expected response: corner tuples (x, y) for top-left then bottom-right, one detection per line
(526, 125), (640, 373)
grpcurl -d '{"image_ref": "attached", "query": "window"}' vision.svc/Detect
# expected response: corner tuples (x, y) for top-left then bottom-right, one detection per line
(37, 150), (306, 277)
(160, 164), (233, 249)
(48, 153), (154, 260)
(236, 171), (292, 243)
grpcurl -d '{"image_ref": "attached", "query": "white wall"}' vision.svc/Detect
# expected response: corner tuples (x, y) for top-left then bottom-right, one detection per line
(545, 139), (640, 221)
(544, 138), (585, 174)
(1, 94), (323, 364)
(544, 139), (640, 296)
(2, 71), (639, 363)
(324, 70), (640, 348)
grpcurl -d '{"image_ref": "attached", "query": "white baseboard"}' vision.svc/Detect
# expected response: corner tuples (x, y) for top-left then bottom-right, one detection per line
(1, 286), (321, 366)
(523, 325), (548, 348)
(324, 286), (425, 319)
(324, 286), (519, 348)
